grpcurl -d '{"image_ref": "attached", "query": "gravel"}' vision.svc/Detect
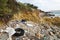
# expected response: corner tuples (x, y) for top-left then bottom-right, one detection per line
(0, 20), (60, 40)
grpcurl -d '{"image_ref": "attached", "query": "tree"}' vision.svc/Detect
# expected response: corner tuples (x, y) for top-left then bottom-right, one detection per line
(26, 3), (38, 9)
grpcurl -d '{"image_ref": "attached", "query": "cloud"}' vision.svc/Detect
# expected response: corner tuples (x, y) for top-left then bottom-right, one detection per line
(52, 0), (60, 3)
(17, 0), (60, 11)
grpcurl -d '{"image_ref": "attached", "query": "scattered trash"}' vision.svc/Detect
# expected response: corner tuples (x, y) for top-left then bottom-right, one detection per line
(0, 20), (60, 40)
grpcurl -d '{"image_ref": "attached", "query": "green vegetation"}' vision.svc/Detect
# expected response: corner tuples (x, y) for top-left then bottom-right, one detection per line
(0, 0), (8, 14)
(0, 0), (38, 24)
(26, 3), (38, 9)
(0, 0), (38, 15)
(0, 0), (17, 23)
(0, 0), (60, 27)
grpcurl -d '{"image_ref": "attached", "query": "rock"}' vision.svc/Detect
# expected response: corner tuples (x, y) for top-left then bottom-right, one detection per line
(0, 32), (8, 40)
(0, 20), (60, 40)
(35, 33), (44, 39)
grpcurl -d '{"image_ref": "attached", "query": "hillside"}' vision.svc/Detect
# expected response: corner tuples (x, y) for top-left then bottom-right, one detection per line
(0, 0), (60, 40)
(0, 0), (60, 27)
(0, 0), (50, 25)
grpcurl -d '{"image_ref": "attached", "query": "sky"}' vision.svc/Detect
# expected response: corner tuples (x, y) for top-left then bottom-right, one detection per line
(17, 0), (60, 11)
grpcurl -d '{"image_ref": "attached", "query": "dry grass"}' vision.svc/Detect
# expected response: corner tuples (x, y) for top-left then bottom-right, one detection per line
(12, 10), (41, 23)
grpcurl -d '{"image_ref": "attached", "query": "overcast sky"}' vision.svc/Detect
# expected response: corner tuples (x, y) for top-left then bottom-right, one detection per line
(17, 0), (60, 11)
